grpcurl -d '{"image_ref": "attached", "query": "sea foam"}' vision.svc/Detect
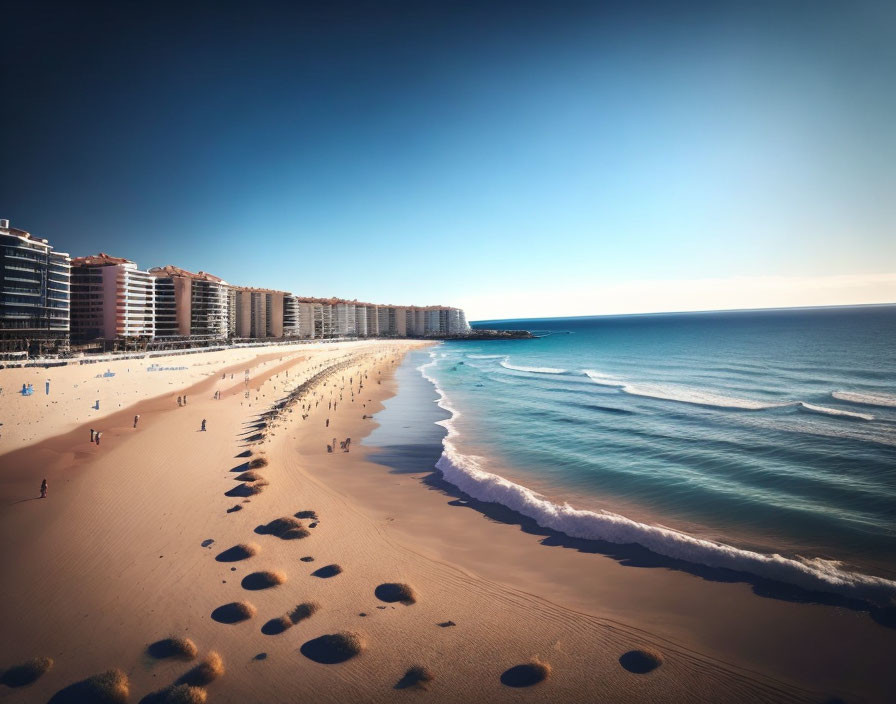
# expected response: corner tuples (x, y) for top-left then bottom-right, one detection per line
(421, 354), (896, 605)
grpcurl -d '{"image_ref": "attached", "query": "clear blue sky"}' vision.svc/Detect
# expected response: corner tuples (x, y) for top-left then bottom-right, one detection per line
(2, 1), (894, 319)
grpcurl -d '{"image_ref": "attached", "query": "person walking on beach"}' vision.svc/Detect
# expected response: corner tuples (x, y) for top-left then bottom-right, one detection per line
(177, 396), (182, 407)
(184, 395), (187, 405)
(90, 428), (95, 443)
(40, 479), (47, 498)
(133, 414), (140, 428)
(95, 432), (102, 446)
(201, 419), (206, 431)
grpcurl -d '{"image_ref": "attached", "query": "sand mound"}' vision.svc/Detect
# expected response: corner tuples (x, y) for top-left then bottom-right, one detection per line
(300, 632), (365, 664)
(1, 657), (53, 687)
(225, 481), (266, 498)
(211, 601), (256, 624)
(147, 637), (198, 660)
(249, 457), (269, 469)
(396, 665), (434, 690)
(49, 668), (129, 703)
(311, 564), (342, 578)
(215, 543), (259, 562)
(294, 510), (318, 520)
(242, 570), (286, 590)
(140, 684), (207, 704)
(500, 660), (551, 687)
(236, 470), (264, 482)
(375, 582), (416, 604)
(619, 648), (663, 674)
(256, 517), (309, 539)
(177, 652), (224, 687)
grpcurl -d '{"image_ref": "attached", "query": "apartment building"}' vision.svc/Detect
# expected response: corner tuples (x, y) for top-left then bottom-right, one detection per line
(283, 294), (301, 337)
(366, 304), (380, 336)
(377, 306), (391, 335)
(334, 301), (356, 337)
(425, 307), (442, 336)
(149, 265), (229, 340)
(308, 300), (334, 339)
(1, 217), (473, 353)
(354, 304), (364, 336)
(70, 253), (155, 342)
(446, 306), (470, 335)
(296, 299), (315, 338)
(0, 219), (71, 353)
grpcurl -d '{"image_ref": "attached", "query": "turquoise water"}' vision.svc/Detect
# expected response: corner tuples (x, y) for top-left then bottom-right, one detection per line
(397, 306), (896, 604)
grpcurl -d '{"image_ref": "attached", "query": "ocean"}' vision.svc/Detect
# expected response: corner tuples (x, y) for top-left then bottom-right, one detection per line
(369, 305), (896, 605)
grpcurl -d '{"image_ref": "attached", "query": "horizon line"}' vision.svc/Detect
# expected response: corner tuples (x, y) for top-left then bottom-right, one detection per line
(471, 301), (896, 324)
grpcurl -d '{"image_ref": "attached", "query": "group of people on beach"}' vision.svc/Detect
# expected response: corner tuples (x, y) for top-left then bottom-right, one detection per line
(177, 395), (188, 406)
(326, 436), (351, 453)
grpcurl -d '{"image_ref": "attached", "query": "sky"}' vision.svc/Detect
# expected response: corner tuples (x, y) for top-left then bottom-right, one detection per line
(2, 0), (894, 321)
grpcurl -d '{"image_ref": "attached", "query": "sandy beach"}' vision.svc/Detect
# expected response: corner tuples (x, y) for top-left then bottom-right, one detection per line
(1, 340), (894, 703)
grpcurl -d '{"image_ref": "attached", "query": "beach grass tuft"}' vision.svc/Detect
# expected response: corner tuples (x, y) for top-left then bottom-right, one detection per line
(500, 659), (551, 687)
(248, 457), (269, 469)
(374, 582), (416, 604)
(48, 668), (129, 703)
(290, 601), (320, 623)
(256, 517), (308, 539)
(299, 632), (365, 664)
(396, 665), (434, 690)
(225, 481), (266, 498)
(1, 657), (53, 687)
(236, 470), (264, 482)
(241, 570), (286, 590)
(294, 510), (318, 520)
(619, 648), (663, 674)
(177, 651), (224, 687)
(147, 637), (198, 660)
(215, 543), (258, 562)
(210, 601), (256, 624)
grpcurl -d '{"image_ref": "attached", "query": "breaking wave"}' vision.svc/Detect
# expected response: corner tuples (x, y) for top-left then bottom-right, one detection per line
(833, 391), (896, 408)
(583, 370), (782, 410)
(419, 354), (896, 606)
(500, 359), (567, 374)
(797, 402), (873, 421)
(584, 371), (874, 418)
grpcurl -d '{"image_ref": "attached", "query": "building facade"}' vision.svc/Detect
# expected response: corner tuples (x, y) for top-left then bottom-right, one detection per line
(334, 302), (356, 337)
(70, 253), (154, 341)
(0, 219), (71, 353)
(149, 266), (229, 340)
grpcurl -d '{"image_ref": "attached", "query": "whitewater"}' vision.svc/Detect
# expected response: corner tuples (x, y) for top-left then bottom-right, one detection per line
(420, 351), (896, 605)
